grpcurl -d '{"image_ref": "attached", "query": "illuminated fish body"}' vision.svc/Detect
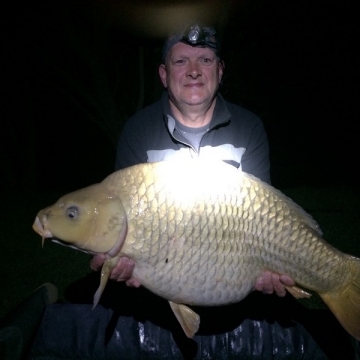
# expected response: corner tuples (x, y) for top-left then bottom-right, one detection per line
(32, 160), (360, 340)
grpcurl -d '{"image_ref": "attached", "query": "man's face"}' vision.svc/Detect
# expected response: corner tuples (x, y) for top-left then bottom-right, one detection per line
(159, 42), (223, 110)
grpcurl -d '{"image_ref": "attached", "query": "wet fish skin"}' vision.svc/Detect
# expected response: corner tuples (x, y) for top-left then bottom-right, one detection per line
(33, 160), (360, 339)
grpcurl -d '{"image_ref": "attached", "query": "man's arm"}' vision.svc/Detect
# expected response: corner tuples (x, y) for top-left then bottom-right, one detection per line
(241, 120), (271, 184)
(115, 118), (148, 171)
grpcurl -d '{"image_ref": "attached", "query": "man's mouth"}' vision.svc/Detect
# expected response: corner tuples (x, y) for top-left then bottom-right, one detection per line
(184, 83), (203, 88)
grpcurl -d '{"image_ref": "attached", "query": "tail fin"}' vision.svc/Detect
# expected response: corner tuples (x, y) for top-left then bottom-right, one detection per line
(320, 257), (360, 340)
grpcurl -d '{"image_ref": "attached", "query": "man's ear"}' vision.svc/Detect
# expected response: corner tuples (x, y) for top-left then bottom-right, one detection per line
(159, 64), (167, 88)
(218, 60), (225, 83)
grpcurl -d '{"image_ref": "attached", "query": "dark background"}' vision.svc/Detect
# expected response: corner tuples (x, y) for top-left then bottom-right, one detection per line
(0, 3), (359, 355)
(1, 0), (359, 194)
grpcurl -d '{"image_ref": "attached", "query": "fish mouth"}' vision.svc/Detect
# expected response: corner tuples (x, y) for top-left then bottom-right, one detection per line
(33, 214), (128, 257)
(33, 216), (97, 254)
(33, 216), (53, 247)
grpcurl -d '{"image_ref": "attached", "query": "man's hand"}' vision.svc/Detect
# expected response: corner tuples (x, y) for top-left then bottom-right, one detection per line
(254, 271), (295, 297)
(90, 255), (140, 288)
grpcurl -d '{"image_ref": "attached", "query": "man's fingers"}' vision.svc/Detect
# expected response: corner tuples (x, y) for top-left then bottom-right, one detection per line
(90, 254), (107, 271)
(126, 277), (141, 288)
(279, 274), (296, 286)
(254, 271), (271, 292)
(272, 273), (287, 297)
(254, 271), (295, 297)
(257, 271), (273, 294)
(91, 255), (136, 285)
(110, 257), (136, 281)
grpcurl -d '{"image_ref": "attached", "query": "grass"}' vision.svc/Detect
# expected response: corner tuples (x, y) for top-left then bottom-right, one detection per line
(0, 185), (359, 320)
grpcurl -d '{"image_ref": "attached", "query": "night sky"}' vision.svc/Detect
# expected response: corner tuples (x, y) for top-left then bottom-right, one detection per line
(1, 0), (359, 193)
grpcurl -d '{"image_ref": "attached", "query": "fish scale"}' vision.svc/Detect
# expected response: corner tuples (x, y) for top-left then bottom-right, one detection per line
(127, 165), (330, 301)
(33, 159), (360, 339)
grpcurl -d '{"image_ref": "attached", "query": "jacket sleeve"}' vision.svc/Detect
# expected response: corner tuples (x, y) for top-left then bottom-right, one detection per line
(114, 119), (148, 171)
(240, 120), (271, 184)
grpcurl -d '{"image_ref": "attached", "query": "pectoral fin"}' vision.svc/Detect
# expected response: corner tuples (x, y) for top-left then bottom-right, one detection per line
(285, 285), (312, 299)
(93, 257), (118, 309)
(169, 301), (200, 338)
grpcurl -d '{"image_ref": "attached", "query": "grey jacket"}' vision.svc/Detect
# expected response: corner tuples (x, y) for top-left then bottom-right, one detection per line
(115, 92), (271, 184)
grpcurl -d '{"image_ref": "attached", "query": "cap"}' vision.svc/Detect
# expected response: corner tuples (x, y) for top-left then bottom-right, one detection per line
(162, 24), (220, 63)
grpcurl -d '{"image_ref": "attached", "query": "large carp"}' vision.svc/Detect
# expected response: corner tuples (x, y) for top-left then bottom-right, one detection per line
(32, 160), (360, 340)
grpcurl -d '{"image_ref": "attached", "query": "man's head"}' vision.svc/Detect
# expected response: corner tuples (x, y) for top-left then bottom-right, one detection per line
(159, 25), (224, 117)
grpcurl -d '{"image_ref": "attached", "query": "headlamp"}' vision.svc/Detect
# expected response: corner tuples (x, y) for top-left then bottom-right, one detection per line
(162, 24), (220, 62)
(181, 25), (218, 51)
(186, 25), (203, 44)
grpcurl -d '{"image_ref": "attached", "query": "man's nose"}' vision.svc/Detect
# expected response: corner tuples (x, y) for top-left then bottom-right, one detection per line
(187, 61), (201, 78)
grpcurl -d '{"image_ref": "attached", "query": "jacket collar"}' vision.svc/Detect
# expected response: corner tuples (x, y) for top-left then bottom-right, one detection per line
(161, 91), (231, 131)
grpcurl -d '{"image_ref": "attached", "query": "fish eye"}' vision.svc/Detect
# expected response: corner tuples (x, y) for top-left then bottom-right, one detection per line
(66, 206), (79, 219)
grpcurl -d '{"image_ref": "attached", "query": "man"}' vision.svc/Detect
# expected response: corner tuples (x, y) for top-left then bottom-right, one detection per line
(91, 25), (294, 297)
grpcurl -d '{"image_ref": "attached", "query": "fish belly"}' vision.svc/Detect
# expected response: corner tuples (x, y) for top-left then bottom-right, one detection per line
(131, 237), (259, 306)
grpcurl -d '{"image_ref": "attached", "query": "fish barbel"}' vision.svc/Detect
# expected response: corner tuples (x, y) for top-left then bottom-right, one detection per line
(32, 160), (360, 339)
